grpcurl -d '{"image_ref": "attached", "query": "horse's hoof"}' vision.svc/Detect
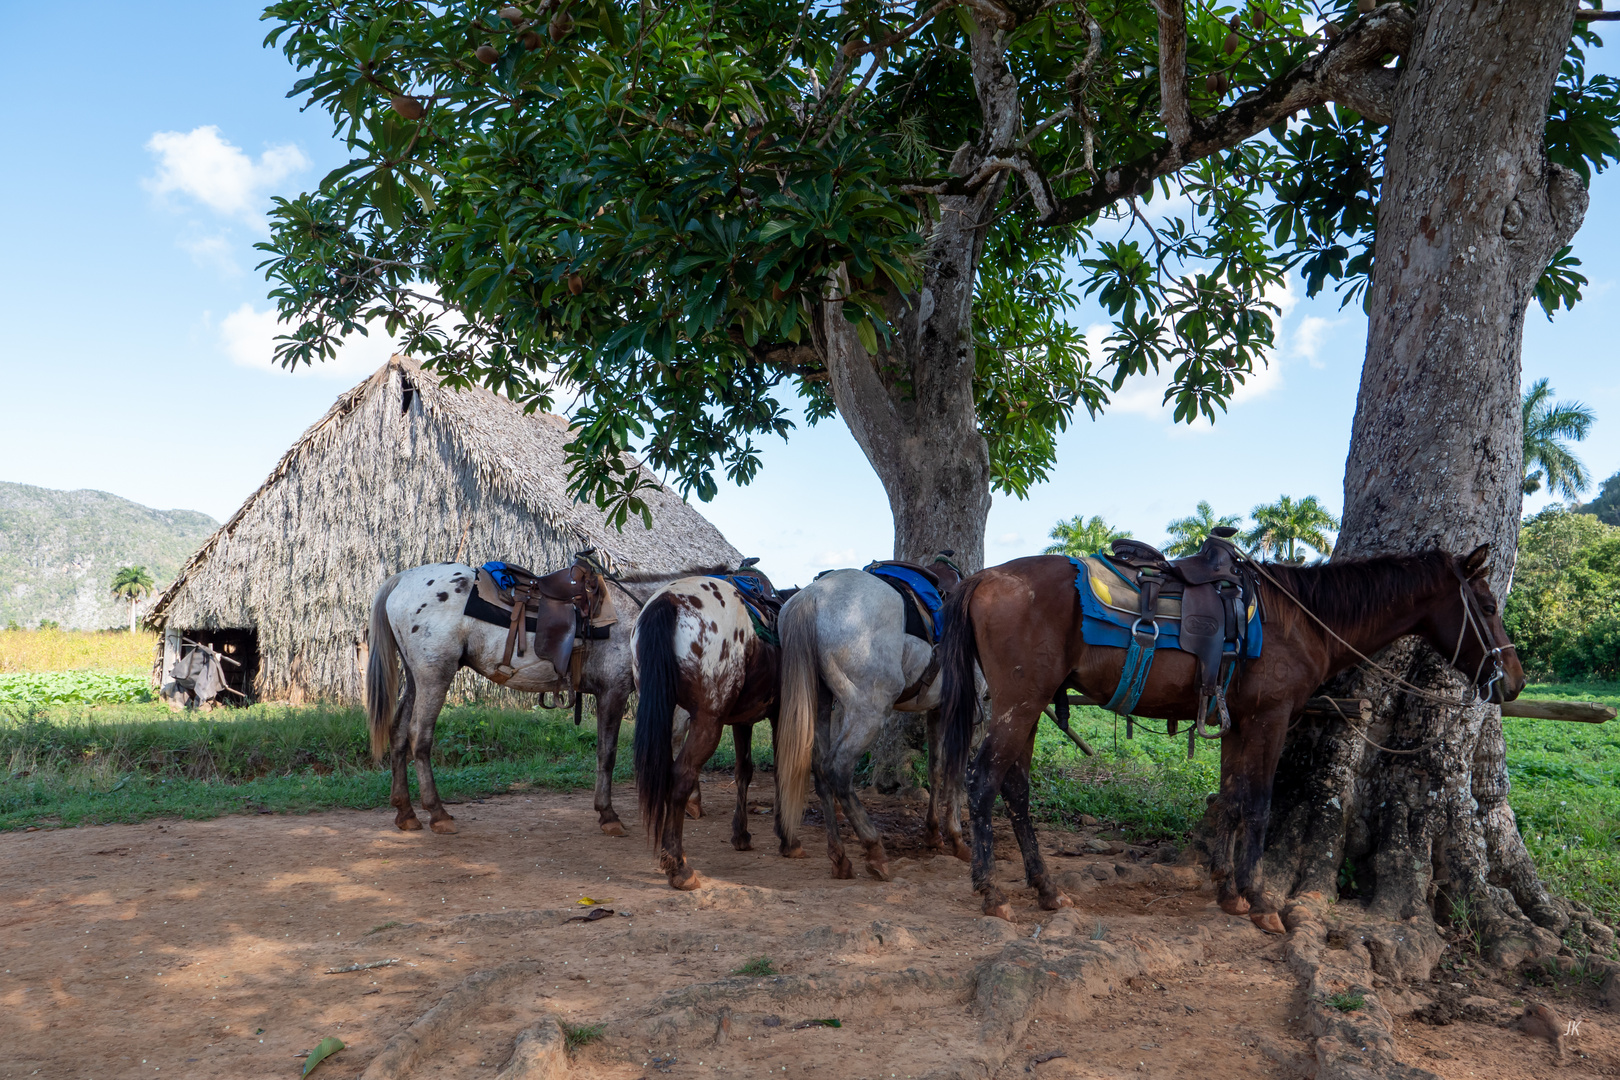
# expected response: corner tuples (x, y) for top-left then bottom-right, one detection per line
(985, 901), (1015, 922)
(1040, 891), (1074, 911)
(670, 867), (702, 891)
(599, 820), (627, 837)
(865, 860), (892, 882)
(1219, 895), (1252, 916)
(780, 843), (807, 860)
(685, 800), (704, 820)
(952, 841), (972, 862)
(831, 857), (855, 880)
(1250, 911), (1286, 935)
(429, 819), (459, 835)
(396, 815), (423, 831)
(732, 835), (753, 852)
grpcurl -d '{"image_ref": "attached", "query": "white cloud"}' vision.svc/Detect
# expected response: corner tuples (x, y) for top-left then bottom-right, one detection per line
(144, 126), (308, 227)
(1293, 315), (1342, 368)
(219, 303), (400, 380)
(178, 233), (240, 276)
(810, 548), (858, 569)
(994, 533), (1022, 546)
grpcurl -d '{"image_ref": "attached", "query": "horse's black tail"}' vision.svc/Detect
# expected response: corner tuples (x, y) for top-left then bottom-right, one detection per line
(939, 573), (985, 788)
(633, 591), (681, 845)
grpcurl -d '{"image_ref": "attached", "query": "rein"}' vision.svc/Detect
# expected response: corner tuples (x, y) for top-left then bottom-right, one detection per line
(1242, 557), (1509, 755)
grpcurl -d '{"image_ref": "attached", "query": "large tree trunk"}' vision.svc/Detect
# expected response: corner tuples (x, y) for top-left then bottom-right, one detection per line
(1262, 0), (1606, 963)
(819, 18), (1017, 792)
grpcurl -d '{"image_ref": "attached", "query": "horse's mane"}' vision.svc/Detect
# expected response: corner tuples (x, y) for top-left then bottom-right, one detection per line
(1260, 551), (1457, 629)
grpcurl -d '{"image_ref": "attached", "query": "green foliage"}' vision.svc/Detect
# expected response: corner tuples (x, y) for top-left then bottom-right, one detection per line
(1164, 501), (1243, 557)
(1504, 509), (1620, 679)
(1244, 494), (1338, 562)
(110, 565), (154, 602)
(1325, 991), (1365, 1012)
(732, 956), (777, 977)
(1577, 470), (1620, 527)
(255, 1), (1620, 522)
(1044, 515), (1130, 558)
(0, 672), (153, 707)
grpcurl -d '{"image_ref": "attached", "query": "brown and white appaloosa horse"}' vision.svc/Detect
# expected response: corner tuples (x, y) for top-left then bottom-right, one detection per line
(365, 561), (724, 836)
(632, 574), (810, 890)
(939, 545), (1524, 931)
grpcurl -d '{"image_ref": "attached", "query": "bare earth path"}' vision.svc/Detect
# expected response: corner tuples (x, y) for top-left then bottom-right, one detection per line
(1, 781), (1611, 1079)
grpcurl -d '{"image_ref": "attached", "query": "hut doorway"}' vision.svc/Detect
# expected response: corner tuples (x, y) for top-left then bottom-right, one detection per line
(174, 629), (260, 703)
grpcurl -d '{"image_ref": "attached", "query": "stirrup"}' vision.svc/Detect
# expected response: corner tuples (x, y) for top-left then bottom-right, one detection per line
(1195, 688), (1231, 740)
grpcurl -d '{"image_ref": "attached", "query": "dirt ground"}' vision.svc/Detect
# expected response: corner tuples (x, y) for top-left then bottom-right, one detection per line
(1, 779), (1614, 1080)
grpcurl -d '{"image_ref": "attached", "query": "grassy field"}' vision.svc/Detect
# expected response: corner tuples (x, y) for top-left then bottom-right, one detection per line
(1, 679), (1613, 923)
(0, 628), (156, 673)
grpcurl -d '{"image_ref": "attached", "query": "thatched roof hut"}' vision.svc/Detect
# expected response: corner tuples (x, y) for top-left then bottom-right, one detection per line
(147, 355), (740, 704)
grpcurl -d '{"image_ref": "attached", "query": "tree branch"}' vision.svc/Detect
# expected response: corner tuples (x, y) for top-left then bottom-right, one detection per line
(1041, 4), (1413, 227)
(1153, 0), (1192, 156)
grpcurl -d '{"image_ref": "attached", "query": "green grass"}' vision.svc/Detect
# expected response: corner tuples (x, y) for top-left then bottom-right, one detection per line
(560, 1022), (605, 1051)
(1325, 991), (1365, 1012)
(1027, 703), (1220, 840)
(0, 701), (620, 830)
(731, 956), (777, 977)
(1507, 682), (1620, 921)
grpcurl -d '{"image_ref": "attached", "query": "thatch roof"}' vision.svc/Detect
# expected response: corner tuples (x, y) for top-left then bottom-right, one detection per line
(147, 355), (740, 702)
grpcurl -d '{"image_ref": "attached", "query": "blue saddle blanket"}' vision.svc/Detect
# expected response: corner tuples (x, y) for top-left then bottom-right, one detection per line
(482, 561), (518, 592)
(1070, 555), (1261, 657)
(864, 563), (944, 642)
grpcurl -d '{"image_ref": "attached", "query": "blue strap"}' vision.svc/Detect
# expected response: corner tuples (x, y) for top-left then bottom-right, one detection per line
(1104, 630), (1157, 716)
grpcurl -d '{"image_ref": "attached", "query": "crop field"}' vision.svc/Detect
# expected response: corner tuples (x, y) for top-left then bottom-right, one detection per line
(0, 627), (156, 673)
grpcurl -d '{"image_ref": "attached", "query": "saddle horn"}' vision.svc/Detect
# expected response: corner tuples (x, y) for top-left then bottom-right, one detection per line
(739, 556), (761, 570)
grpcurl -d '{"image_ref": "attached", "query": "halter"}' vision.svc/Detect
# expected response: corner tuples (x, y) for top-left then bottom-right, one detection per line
(1448, 564), (1513, 705)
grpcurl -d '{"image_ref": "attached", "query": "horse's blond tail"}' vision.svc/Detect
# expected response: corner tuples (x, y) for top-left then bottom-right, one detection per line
(774, 590), (819, 851)
(366, 574), (404, 761)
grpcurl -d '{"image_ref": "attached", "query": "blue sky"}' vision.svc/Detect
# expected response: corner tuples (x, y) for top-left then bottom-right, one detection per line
(1, 3), (1615, 588)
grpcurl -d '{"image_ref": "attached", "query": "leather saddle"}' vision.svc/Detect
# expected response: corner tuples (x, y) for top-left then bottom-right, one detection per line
(470, 551), (616, 712)
(1101, 527), (1256, 736)
(865, 550), (963, 704)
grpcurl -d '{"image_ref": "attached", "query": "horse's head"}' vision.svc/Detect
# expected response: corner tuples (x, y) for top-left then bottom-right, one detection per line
(1424, 544), (1525, 704)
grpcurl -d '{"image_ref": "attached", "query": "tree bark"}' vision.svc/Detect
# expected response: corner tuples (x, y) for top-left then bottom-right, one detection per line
(1262, 0), (1607, 963)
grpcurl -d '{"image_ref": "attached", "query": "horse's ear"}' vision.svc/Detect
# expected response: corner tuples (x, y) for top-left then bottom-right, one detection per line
(1461, 544), (1490, 579)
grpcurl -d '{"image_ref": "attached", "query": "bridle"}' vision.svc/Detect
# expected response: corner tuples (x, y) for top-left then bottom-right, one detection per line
(1448, 564), (1514, 705)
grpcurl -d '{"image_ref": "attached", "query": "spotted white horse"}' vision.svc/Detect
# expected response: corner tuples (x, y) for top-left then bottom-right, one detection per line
(365, 561), (725, 835)
(631, 575), (812, 890)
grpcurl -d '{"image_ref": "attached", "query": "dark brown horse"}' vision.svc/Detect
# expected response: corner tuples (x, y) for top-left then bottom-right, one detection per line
(939, 546), (1524, 931)
(632, 575), (810, 890)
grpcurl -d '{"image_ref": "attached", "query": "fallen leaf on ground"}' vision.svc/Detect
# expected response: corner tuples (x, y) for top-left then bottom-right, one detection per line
(303, 1036), (344, 1076)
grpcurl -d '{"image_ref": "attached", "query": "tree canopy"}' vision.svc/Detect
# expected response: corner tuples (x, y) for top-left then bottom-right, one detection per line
(258, 1), (1620, 527)
(1043, 513), (1129, 557)
(1164, 499), (1242, 556)
(1521, 377), (1595, 499)
(1243, 493), (1336, 562)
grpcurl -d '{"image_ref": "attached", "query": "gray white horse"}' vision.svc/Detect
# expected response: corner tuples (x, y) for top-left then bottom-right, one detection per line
(365, 562), (710, 835)
(774, 563), (968, 882)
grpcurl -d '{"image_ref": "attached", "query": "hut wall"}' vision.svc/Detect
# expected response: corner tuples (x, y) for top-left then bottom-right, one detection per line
(161, 366), (593, 704)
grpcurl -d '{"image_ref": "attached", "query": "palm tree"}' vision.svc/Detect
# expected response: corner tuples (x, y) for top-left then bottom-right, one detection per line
(1522, 378), (1595, 498)
(110, 566), (155, 632)
(1044, 515), (1130, 557)
(1244, 496), (1339, 563)
(1164, 501), (1244, 557)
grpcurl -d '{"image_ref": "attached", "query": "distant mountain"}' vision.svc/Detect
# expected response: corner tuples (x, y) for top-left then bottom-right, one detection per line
(0, 482), (218, 630)
(1576, 470), (1620, 527)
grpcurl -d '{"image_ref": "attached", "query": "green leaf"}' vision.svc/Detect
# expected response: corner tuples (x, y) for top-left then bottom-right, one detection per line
(303, 1037), (344, 1077)
(855, 318), (878, 356)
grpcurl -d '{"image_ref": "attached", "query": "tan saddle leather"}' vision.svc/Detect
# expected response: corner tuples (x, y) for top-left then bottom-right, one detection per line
(475, 552), (616, 714)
